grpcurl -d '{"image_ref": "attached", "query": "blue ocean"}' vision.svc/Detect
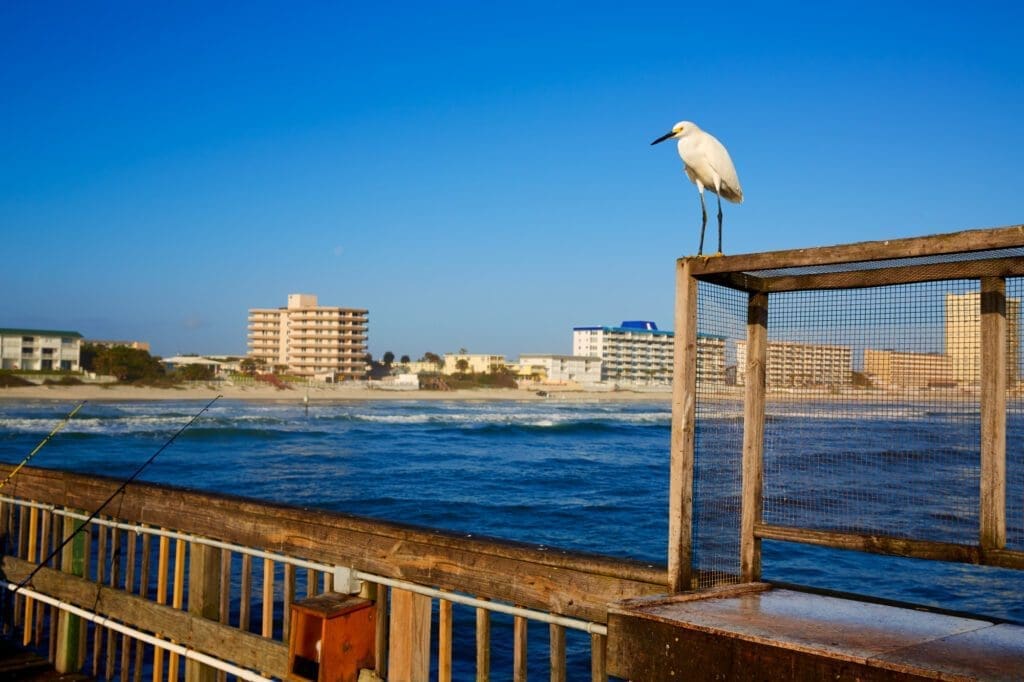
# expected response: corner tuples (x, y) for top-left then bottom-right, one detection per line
(1, 398), (1022, 679)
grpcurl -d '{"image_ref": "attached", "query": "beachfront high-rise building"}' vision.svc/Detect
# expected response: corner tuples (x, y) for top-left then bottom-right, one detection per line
(864, 349), (953, 389)
(736, 340), (852, 388)
(945, 292), (1020, 387)
(247, 294), (368, 380)
(0, 328), (82, 371)
(572, 321), (726, 385)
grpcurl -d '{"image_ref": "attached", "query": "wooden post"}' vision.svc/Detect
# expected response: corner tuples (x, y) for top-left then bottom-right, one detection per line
(22, 505), (38, 646)
(261, 557), (274, 638)
(438, 597), (452, 682)
(475, 601), (490, 682)
(590, 632), (607, 682)
(549, 624), (566, 682)
(513, 615), (527, 682)
(669, 259), (699, 592)
(154, 533), (170, 682)
(388, 588), (431, 681)
(741, 291), (768, 581)
(368, 583), (389, 681)
(185, 542), (222, 682)
(980, 277), (1007, 551)
(54, 515), (85, 673)
(169, 538), (186, 680)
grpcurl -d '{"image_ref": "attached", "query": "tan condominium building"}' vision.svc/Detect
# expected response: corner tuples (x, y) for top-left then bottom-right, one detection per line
(945, 292), (1020, 386)
(736, 340), (852, 388)
(864, 349), (953, 389)
(247, 294), (368, 380)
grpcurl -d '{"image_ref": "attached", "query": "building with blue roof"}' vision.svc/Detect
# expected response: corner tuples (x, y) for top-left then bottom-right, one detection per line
(572, 321), (725, 385)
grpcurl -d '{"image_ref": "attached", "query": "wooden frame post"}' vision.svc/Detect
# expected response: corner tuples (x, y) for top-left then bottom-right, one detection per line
(741, 291), (768, 581)
(185, 542), (222, 682)
(669, 259), (698, 592)
(980, 276), (1007, 551)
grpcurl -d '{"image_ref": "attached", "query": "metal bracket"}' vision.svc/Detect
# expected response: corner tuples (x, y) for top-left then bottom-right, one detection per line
(332, 566), (363, 594)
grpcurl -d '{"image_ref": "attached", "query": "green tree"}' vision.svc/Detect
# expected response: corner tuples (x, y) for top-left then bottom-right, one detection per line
(93, 346), (165, 382)
(175, 364), (215, 381)
(420, 352), (442, 366)
(400, 354), (411, 364)
(456, 358), (470, 374)
(240, 358), (257, 375)
(79, 342), (101, 372)
(383, 351), (395, 366)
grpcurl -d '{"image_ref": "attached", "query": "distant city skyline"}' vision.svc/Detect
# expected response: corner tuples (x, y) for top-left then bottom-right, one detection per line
(3, 4), (1022, 358)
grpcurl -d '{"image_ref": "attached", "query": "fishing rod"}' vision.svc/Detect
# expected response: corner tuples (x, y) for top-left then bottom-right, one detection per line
(0, 401), (86, 492)
(12, 394), (222, 593)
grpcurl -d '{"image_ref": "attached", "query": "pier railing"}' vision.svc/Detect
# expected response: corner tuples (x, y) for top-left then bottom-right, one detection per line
(0, 465), (665, 680)
(671, 224), (1024, 592)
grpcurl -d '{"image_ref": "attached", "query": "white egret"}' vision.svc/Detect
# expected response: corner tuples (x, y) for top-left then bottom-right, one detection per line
(652, 121), (743, 255)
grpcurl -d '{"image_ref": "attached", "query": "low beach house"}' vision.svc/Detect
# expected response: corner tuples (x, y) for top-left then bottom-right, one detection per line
(0, 328), (82, 371)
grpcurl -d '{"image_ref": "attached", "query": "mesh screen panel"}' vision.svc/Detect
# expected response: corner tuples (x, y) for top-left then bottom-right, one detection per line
(759, 281), (982, 542)
(1008, 277), (1024, 551)
(692, 281), (746, 587)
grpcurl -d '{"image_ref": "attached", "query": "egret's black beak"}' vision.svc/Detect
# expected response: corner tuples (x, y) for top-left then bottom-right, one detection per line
(651, 131), (674, 146)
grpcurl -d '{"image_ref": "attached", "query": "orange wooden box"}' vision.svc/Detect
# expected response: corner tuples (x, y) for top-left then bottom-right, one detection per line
(287, 593), (376, 682)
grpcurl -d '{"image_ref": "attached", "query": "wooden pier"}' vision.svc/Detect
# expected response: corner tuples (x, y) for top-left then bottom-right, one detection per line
(1, 224), (1023, 680)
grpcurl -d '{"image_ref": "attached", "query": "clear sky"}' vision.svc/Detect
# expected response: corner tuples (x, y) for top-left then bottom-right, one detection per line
(2, 1), (1022, 359)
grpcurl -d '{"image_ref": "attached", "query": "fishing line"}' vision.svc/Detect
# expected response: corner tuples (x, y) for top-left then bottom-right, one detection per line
(13, 395), (222, 593)
(0, 401), (86, 492)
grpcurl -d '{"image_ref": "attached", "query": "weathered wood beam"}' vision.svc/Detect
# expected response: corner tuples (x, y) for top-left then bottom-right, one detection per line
(0, 466), (666, 623)
(980, 277), (1007, 551)
(669, 259), (698, 592)
(686, 224), (1024, 276)
(754, 524), (981, 563)
(2, 556), (288, 678)
(755, 257), (1024, 292)
(741, 292), (768, 582)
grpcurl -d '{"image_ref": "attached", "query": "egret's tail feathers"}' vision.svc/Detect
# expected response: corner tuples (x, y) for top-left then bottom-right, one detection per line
(720, 185), (743, 204)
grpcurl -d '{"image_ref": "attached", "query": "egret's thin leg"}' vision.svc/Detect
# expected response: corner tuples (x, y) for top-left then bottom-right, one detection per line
(716, 192), (724, 254)
(697, 191), (708, 256)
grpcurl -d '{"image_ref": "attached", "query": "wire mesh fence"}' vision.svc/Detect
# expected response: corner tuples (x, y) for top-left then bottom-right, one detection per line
(761, 281), (981, 544)
(692, 281), (746, 588)
(1007, 276), (1024, 552)
(682, 228), (1024, 593)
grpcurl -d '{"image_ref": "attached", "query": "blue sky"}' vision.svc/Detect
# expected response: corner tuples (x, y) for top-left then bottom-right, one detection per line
(2, 1), (1022, 359)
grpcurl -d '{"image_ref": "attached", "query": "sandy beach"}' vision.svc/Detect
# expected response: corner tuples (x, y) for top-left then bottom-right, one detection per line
(0, 383), (672, 403)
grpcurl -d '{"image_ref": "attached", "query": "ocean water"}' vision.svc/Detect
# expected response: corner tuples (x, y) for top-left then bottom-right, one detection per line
(1, 398), (1023, 678)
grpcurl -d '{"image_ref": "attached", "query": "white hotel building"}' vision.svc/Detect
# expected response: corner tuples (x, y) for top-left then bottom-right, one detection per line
(518, 354), (603, 385)
(572, 321), (726, 385)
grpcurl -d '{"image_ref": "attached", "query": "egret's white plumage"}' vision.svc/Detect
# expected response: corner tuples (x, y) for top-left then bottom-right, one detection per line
(652, 120), (742, 255)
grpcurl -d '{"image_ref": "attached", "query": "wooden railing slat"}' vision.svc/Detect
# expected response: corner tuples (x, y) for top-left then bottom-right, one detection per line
(549, 623), (566, 682)
(513, 614), (527, 682)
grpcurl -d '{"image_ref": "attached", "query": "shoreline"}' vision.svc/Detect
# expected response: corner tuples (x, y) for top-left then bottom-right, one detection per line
(0, 383), (1006, 404)
(0, 383), (672, 403)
